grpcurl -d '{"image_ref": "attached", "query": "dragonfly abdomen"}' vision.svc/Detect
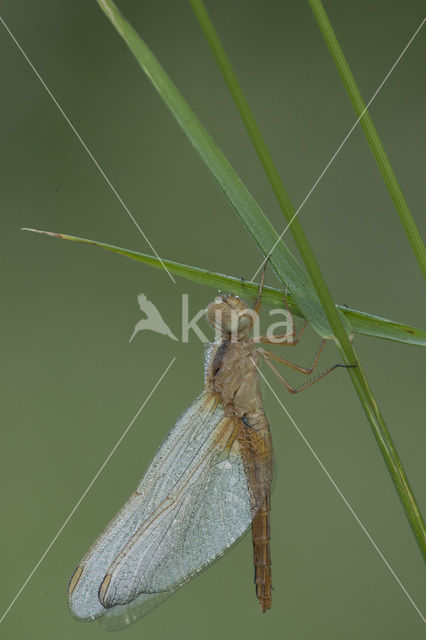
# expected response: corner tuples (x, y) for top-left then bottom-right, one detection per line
(251, 492), (272, 612)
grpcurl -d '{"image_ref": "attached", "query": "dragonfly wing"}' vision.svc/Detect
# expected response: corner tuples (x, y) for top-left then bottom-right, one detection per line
(68, 393), (255, 621)
(98, 591), (174, 631)
(99, 417), (255, 608)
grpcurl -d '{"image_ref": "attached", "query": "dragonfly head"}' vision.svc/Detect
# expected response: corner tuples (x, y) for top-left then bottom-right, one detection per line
(206, 294), (254, 338)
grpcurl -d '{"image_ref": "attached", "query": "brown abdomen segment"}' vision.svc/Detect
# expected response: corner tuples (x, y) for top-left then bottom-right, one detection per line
(252, 491), (272, 612)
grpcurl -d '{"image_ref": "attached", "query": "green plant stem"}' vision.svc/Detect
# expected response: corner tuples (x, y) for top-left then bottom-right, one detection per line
(96, 0), (341, 340)
(23, 227), (426, 347)
(308, 0), (426, 278)
(189, 0), (426, 558)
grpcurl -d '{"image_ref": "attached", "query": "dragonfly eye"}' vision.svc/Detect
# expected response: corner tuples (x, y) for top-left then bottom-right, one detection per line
(206, 295), (251, 335)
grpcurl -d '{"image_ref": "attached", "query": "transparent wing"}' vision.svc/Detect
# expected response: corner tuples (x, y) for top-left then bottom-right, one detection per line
(98, 591), (174, 631)
(68, 393), (269, 623)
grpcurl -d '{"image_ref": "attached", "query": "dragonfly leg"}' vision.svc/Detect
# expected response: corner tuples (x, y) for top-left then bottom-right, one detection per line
(254, 290), (308, 346)
(257, 348), (356, 394)
(254, 322), (308, 346)
(256, 341), (327, 375)
(253, 255), (271, 314)
(281, 288), (308, 345)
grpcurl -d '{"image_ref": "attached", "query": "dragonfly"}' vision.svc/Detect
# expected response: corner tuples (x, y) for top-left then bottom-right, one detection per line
(67, 268), (353, 630)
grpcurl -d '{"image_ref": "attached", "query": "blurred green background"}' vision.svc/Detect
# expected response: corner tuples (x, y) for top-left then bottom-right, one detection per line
(1, 1), (425, 638)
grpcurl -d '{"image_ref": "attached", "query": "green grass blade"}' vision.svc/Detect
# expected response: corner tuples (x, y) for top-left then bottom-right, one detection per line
(22, 228), (426, 348)
(341, 307), (426, 347)
(187, 0), (356, 356)
(308, 0), (426, 278)
(189, 1), (426, 557)
(189, 0), (351, 334)
(96, 0), (350, 340)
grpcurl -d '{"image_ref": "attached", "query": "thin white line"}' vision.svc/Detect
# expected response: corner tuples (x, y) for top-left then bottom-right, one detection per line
(0, 15), (176, 284)
(251, 16), (426, 282)
(252, 359), (426, 624)
(0, 357), (176, 625)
